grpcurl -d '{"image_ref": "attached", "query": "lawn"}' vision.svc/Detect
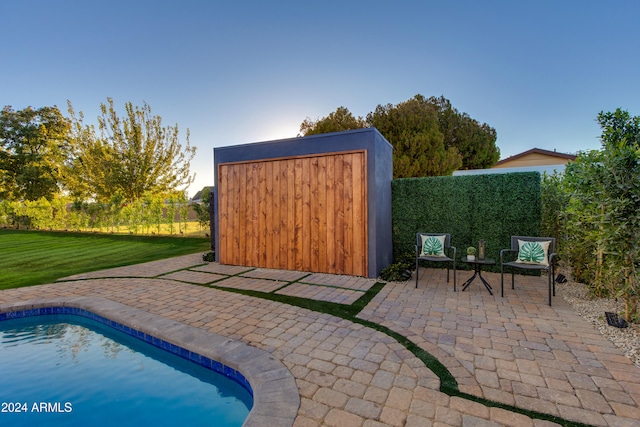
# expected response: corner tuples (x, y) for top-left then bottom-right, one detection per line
(0, 229), (211, 289)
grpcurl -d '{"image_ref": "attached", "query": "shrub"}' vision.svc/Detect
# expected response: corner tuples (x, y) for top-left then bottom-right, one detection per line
(380, 251), (414, 282)
(202, 251), (215, 262)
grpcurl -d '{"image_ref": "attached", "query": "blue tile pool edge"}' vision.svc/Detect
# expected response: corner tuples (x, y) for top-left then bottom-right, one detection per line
(0, 306), (253, 396)
(0, 297), (300, 427)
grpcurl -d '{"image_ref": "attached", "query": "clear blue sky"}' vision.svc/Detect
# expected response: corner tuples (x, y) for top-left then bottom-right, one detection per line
(3, 0), (639, 197)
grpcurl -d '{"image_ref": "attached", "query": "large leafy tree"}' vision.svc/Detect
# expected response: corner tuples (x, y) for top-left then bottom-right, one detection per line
(299, 106), (366, 136)
(66, 98), (196, 202)
(0, 106), (71, 201)
(427, 95), (499, 170)
(299, 94), (499, 178)
(366, 95), (462, 177)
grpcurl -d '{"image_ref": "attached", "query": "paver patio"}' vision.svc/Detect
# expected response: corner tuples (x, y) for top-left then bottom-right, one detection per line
(1, 253), (638, 426)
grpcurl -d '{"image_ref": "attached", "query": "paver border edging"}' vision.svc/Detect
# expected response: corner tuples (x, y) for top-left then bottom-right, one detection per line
(0, 297), (300, 427)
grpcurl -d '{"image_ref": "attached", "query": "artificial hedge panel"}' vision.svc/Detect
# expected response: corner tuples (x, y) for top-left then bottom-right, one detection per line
(392, 172), (541, 272)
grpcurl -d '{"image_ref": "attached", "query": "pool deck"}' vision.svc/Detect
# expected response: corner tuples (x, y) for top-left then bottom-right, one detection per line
(1, 253), (639, 427)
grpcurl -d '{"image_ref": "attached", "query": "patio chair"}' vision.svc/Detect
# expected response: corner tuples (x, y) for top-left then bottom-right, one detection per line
(415, 233), (456, 290)
(500, 236), (557, 305)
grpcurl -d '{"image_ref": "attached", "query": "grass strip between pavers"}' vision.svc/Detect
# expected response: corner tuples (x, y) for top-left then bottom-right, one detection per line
(208, 277), (595, 427)
(19, 245), (595, 427)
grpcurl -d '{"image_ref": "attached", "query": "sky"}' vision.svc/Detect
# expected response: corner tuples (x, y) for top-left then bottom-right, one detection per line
(2, 0), (639, 198)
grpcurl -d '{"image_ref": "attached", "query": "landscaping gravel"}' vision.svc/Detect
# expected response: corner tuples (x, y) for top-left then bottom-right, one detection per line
(556, 268), (640, 367)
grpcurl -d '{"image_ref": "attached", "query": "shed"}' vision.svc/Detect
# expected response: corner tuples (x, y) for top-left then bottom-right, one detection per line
(212, 128), (393, 278)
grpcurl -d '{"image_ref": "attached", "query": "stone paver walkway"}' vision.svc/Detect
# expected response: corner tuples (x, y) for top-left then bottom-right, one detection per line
(1, 253), (638, 427)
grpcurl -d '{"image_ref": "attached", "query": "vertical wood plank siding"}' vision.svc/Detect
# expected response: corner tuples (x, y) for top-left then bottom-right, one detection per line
(218, 151), (368, 276)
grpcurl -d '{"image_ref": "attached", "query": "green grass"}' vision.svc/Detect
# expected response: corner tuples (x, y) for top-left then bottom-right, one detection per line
(0, 229), (211, 289)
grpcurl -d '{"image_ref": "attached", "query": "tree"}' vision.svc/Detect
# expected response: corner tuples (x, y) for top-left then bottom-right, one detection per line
(66, 98), (196, 202)
(596, 109), (640, 321)
(427, 96), (499, 170)
(191, 187), (212, 231)
(561, 150), (606, 287)
(298, 94), (499, 178)
(559, 108), (640, 322)
(367, 95), (462, 177)
(299, 106), (366, 136)
(0, 105), (71, 201)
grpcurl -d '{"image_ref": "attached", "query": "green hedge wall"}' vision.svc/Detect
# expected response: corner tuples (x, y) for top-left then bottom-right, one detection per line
(392, 172), (541, 271)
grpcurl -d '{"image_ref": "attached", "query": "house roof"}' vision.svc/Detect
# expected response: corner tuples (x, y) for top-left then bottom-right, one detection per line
(191, 186), (214, 202)
(493, 148), (577, 167)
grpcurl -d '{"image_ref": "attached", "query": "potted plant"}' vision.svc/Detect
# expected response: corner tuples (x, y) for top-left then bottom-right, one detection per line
(467, 246), (477, 261)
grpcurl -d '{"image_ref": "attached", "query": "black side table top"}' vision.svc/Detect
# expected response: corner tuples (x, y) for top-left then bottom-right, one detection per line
(461, 256), (496, 265)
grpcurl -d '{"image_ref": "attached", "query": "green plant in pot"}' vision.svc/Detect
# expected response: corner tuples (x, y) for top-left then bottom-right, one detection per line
(467, 246), (477, 261)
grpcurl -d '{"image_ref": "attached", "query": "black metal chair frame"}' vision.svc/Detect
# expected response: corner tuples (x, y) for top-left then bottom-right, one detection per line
(415, 233), (457, 291)
(500, 236), (557, 306)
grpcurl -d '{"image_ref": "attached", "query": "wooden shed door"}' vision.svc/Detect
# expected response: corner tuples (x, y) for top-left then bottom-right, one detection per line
(217, 150), (368, 276)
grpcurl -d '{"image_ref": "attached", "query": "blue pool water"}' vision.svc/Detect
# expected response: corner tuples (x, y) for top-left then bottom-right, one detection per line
(0, 314), (252, 426)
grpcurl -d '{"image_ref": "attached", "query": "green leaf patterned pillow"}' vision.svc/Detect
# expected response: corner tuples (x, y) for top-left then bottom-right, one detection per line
(420, 235), (446, 257)
(515, 240), (550, 266)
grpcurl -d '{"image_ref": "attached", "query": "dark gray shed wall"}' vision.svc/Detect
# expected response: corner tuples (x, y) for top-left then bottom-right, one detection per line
(213, 128), (393, 278)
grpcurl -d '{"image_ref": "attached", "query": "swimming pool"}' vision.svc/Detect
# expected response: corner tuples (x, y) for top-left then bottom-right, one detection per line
(0, 313), (252, 426)
(0, 298), (300, 427)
